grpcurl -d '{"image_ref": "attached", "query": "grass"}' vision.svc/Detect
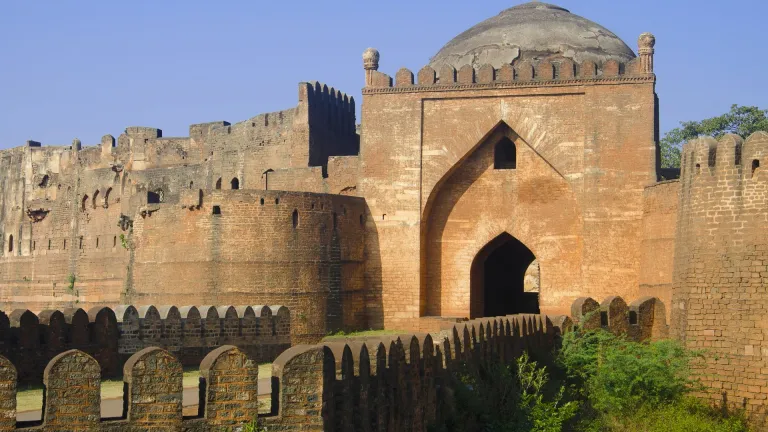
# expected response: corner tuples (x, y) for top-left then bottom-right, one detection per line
(322, 329), (406, 340)
(17, 365), (273, 413)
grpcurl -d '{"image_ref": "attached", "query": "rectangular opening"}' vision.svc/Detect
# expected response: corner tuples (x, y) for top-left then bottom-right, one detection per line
(600, 311), (608, 327)
(183, 377), (206, 420)
(212, 206), (221, 216)
(629, 310), (638, 325)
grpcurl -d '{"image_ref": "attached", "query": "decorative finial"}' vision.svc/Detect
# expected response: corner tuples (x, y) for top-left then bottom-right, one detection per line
(363, 48), (380, 71)
(638, 32), (655, 74)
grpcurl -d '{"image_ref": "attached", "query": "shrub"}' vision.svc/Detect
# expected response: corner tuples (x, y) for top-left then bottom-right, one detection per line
(431, 352), (578, 432)
(557, 328), (749, 431)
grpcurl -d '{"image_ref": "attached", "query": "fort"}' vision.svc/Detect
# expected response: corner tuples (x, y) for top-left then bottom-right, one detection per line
(0, 0), (767, 422)
(0, 295), (666, 431)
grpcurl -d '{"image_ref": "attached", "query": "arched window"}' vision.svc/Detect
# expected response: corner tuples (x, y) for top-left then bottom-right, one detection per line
(8, 235), (13, 253)
(292, 209), (299, 228)
(81, 195), (89, 211)
(215, 178), (222, 189)
(230, 178), (240, 190)
(494, 137), (517, 169)
(92, 190), (100, 209)
(752, 160), (760, 178)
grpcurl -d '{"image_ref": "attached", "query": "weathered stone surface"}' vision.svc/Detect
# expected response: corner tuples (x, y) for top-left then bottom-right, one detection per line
(429, 2), (635, 71)
(42, 350), (100, 429)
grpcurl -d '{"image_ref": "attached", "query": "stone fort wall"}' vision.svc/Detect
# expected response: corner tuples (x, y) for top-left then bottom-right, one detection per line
(639, 179), (680, 317)
(0, 295), (667, 431)
(0, 82), (364, 343)
(672, 132), (768, 416)
(0, 304), (290, 383)
(360, 46), (659, 328)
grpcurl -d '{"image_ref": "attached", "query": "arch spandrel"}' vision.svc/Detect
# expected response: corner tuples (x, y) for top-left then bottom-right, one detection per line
(421, 120), (583, 318)
(420, 96), (586, 217)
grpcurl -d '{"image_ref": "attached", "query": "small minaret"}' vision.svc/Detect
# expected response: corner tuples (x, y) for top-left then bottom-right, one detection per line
(638, 32), (656, 74)
(363, 47), (380, 87)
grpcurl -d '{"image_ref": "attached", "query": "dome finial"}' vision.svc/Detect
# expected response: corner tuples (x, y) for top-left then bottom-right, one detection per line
(363, 48), (380, 71)
(638, 33), (655, 74)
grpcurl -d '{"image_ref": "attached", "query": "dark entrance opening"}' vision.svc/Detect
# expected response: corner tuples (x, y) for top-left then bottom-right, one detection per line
(470, 233), (539, 318)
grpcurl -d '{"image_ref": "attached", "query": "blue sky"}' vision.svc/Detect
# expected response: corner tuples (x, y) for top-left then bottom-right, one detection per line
(0, 0), (765, 149)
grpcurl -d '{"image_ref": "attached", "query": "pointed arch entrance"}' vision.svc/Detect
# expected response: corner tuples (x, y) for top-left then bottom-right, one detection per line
(420, 120), (584, 319)
(470, 233), (539, 318)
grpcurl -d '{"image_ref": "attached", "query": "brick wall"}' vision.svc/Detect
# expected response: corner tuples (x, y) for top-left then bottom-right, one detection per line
(361, 52), (657, 329)
(639, 180), (679, 317)
(672, 132), (768, 417)
(0, 82), (362, 345)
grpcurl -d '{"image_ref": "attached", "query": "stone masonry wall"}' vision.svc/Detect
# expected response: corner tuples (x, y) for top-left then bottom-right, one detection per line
(639, 180), (679, 317)
(0, 304), (290, 383)
(0, 81), (361, 344)
(672, 132), (768, 418)
(0, 298), (667, 431)
(360, 46), (657, 329)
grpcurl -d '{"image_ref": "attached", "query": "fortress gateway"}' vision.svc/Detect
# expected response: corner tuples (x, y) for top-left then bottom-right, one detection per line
(1, 2), (767, 412)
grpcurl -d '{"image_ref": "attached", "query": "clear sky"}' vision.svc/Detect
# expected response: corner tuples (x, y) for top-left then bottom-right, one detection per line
(0, 0), (765, 150)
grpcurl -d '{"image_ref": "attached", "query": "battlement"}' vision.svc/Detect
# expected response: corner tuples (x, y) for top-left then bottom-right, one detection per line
(364, 57), (652, 94)
(0, 313), (556, 430)
(0, 299), (667, 430)
(363, 33), (655, 95)
(299, 81), (356, 132)
(680, 132), (768, 181)
(0, 304), (290, 383)
(570, 296), (669, 341)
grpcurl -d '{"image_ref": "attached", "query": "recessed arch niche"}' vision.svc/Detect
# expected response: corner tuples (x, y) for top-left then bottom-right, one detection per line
(420, 121), (583, 318)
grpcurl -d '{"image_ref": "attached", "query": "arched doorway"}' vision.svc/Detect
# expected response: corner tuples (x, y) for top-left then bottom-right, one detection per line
(470, 233), (539, 318)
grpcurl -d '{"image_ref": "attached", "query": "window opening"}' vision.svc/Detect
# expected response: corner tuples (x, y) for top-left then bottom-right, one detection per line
(494, 137), (517, 169)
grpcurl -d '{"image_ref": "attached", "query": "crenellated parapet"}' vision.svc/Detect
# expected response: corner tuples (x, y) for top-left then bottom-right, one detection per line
(362, 33), (655, 94)
(0, 345), (261, 430)
(672, 132), (768, 414)
(0, 305), (669, 430)
(0, 304), (290, 384)
(680, 132), (768, 184)
(570, 296), (669, 341)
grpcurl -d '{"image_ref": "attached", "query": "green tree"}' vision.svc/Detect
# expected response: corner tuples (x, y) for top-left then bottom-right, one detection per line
(661, 105), (768, 168)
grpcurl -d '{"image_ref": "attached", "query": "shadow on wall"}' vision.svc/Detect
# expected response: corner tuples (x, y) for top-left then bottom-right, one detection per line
(363, 202), (384, 329)
(0, 304), (291, 384)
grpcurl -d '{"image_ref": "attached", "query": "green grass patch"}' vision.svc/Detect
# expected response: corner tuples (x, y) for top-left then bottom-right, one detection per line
(16, 369), (204, 413)
(323, 329), (406, 340)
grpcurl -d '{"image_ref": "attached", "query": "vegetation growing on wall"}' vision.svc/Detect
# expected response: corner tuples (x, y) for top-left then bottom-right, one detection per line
(557, 328), (749, 432)
(430, 328), (751, 432)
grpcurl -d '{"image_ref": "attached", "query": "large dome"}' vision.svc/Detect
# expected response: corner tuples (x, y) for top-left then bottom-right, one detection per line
(429, 2), (635, 71)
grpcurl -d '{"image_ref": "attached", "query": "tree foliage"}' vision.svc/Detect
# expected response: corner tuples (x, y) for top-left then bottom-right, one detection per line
(661, 105), (768, 168)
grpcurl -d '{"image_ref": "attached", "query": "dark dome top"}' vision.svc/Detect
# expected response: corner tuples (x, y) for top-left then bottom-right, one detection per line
(429, 2), (636, 71)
